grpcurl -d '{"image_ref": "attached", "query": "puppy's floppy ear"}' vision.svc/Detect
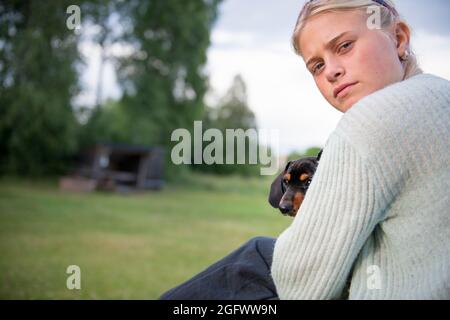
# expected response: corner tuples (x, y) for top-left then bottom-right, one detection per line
(268, 173), (283, 208)
(284, 160), (293, 172)
(317, 149), (323, 161)
(268, 161), (291, 208)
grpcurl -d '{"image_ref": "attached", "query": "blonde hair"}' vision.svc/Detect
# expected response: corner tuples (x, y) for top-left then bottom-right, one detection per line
(292, 0), (423, 79)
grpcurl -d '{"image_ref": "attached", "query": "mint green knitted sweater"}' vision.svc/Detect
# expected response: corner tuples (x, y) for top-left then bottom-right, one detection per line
(271, 73), (450, 299)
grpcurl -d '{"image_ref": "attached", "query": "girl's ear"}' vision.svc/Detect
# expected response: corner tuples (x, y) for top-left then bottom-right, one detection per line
(395, 21), (411, 59)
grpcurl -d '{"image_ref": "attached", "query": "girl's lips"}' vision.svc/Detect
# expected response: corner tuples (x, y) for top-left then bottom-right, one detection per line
(335, 82), (358, 99)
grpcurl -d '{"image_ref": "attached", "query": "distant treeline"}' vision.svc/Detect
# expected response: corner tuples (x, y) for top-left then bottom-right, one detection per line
(0, 1), (319, 179)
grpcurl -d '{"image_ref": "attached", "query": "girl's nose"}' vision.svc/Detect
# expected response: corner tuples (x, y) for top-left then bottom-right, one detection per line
(325, 61), (345, 83)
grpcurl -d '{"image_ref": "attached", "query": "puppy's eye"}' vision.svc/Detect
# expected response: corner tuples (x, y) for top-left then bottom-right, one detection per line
(306, 179), (311, 185)
(300, 173), (309, 182)
(283, 173), (291, 185)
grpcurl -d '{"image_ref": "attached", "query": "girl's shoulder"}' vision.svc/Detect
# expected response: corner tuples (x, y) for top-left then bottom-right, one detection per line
(336, 73), (449, 136)
(330, 73), (449, 166)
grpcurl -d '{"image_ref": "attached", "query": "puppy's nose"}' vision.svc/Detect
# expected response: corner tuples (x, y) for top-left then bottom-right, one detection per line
(279, 203), (293, 214)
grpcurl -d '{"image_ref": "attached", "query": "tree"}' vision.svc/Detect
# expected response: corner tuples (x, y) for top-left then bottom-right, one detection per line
(0, 0), (80, 175)
(199, 75), (261, 176)
(208, 75), (257, 131)
(79, 0), (222, 181)
(0, 0), (223, 179)
(116, 0), (222, 147)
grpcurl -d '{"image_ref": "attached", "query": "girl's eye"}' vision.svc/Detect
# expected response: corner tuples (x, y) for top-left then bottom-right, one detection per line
(339, 41), (353, 52)
(313, 62), (324, 74)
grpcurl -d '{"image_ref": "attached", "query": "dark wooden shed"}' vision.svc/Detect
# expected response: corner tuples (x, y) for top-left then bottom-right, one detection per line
(60, 143), (164, 192)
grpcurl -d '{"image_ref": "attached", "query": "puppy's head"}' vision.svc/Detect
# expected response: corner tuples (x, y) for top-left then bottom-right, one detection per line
(268, 151), (321, 217)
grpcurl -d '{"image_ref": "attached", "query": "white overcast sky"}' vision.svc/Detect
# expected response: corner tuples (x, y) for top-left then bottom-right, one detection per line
(78, 0), (450, 155)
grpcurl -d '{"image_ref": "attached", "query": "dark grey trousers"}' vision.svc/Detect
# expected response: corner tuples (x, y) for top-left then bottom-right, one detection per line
(159, 237), (278, 300)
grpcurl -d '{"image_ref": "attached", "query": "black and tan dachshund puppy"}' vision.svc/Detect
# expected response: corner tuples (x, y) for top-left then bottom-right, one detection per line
(268, 150), (322, 217)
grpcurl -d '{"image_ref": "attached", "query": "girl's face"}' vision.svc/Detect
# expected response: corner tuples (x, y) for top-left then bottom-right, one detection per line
(298, 9), (409, 113)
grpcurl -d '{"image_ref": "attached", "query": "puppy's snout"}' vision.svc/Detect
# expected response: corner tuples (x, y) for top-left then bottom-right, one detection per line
(279, 203), (293, 214)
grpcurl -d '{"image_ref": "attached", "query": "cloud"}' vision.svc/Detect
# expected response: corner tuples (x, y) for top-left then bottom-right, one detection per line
(396, 0), (450, 37)
(413, 29), (450, 77)
(211, 30), (257, 49)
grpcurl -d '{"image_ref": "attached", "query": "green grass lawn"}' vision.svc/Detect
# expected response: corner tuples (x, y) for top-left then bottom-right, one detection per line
(0, 174), (290, 299)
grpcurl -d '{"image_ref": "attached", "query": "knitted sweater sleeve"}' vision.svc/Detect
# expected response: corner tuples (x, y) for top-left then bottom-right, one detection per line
(270, 132), (387, 299)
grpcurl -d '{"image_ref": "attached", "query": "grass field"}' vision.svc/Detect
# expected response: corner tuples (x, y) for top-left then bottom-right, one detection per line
(0, 174), (290, 299)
